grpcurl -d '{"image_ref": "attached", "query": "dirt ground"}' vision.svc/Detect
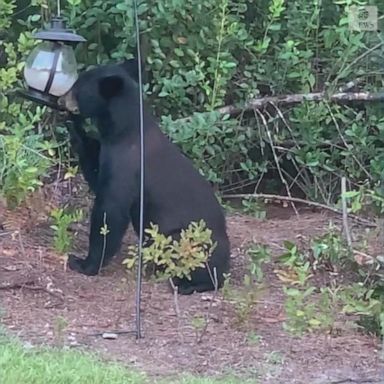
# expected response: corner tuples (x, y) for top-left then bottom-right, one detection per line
(0, 180), (383, 383)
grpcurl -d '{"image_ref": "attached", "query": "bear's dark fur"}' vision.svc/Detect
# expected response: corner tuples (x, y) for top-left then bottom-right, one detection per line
(59, 60), (230, 294)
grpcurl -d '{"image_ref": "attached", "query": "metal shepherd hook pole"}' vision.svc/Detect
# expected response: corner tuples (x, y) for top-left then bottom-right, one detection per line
(132, 0), (145, 339)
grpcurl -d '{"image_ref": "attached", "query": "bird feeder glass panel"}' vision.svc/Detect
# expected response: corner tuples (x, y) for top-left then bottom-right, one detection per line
(23, 41), (78, 97)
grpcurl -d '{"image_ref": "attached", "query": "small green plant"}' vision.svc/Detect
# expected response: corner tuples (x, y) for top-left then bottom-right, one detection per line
(278, 240), (307, 268)
(0, 2), (53, 209)
(283, 285), (338, 335)
(64, 165), (79, 181)
(222, 246), (268, 326)
(276, 240), (313, 286)
(50, 208), (83, 254)
(231, 274), (261, 325)
(53, 316), (68, 347)
(221, 272), (232, 299)
(218, 277), (255, 326)
(216, 194), (236, 214)
(340, 283), (384, 336)
(276, 228), (383, 335)
(0, 117), (56, 208)
(190, 315), (207, 339)
(275, 261), (313, 287)
(247, 331), (262, 345)
(278, 227), (351, 277)
(265, 351), (284, 366)
(247, 243), (271, 282)
(277, 237), (339, 335)
(123, 220), (216, 281)
(311, 224), (351, 271)
(241, 198), (267, 220)
(283, 285), (315, 335)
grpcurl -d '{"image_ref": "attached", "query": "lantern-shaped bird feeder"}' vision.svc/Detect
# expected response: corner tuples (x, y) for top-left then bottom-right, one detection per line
(18, 16), (86, 109)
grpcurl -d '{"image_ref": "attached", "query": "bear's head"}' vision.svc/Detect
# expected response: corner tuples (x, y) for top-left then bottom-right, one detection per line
(58, 58), (140, 118)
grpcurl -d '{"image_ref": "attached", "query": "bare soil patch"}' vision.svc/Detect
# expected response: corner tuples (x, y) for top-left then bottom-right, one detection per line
(0, 182), (383, 383)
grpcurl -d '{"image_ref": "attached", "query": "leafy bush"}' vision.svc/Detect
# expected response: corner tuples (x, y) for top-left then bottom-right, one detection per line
(2, 0), (384, 206)
(123, 220), (216, 281)
(0, 1), (56, 207)
(161, 111), (264, 184)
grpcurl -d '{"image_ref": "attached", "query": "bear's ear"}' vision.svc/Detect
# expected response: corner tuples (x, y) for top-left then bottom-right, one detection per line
(120, 58), (140, 82)
(98, 75), (124, 100)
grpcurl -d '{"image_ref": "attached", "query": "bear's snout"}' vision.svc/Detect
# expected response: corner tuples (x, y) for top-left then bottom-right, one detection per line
(58, 91), (80, 115)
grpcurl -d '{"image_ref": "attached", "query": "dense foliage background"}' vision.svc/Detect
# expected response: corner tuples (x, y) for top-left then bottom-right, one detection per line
(1, 0), (384, 210)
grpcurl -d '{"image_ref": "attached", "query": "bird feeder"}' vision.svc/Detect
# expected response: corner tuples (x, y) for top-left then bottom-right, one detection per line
(18, 16), (86, 109)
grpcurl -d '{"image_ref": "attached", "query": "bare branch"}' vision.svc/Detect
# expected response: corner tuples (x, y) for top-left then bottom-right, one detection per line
(254, 109), (299, 216)
(222, 193), (376, 227)
(217, 91), (384, 116)
(197, 265), (218, 344)
(169, 278), (184, 343)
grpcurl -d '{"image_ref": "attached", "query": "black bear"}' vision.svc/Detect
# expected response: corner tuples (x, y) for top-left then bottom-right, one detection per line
(58, 59), (230, 295)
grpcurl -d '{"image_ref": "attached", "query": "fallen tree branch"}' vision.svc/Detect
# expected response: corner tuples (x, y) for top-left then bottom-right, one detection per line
(217, 91), (384, 116)
(222, 193), (376, 227)
(327, 379), (382, 384)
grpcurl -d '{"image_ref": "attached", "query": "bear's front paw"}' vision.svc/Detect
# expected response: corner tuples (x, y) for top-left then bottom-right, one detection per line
(68, 254), (99, 276)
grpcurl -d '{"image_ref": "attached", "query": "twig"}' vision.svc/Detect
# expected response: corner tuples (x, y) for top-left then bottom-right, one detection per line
(197, 266), (218, 344)
(222, 193), (376, 227)
(0, 231), (14, 237)
(16, 231), (26, 258)
(169, 278), (184, 343)
(325, 102), (372, 181)
(268, 102), (298, 147)
(327, 379), (382, 384)
(333, 42), (384, 86)
(98, 212), (108, 274)
(254, 109), (299, 216)
(341, 177), (352, 248)
(0, 278), (36, 289)
(0, 282), (64, 302)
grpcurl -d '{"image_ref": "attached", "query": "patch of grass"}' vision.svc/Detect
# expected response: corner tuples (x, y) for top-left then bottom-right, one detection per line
(0, 337), (258, 384)
(0, 339), (145, 384)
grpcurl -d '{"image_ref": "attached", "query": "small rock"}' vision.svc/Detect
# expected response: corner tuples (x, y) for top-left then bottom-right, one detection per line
(4, 265), (18, 271)
(201, 295), (220, 302)
(102, 332), (118, 340)
(23, 341), (34, 350)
